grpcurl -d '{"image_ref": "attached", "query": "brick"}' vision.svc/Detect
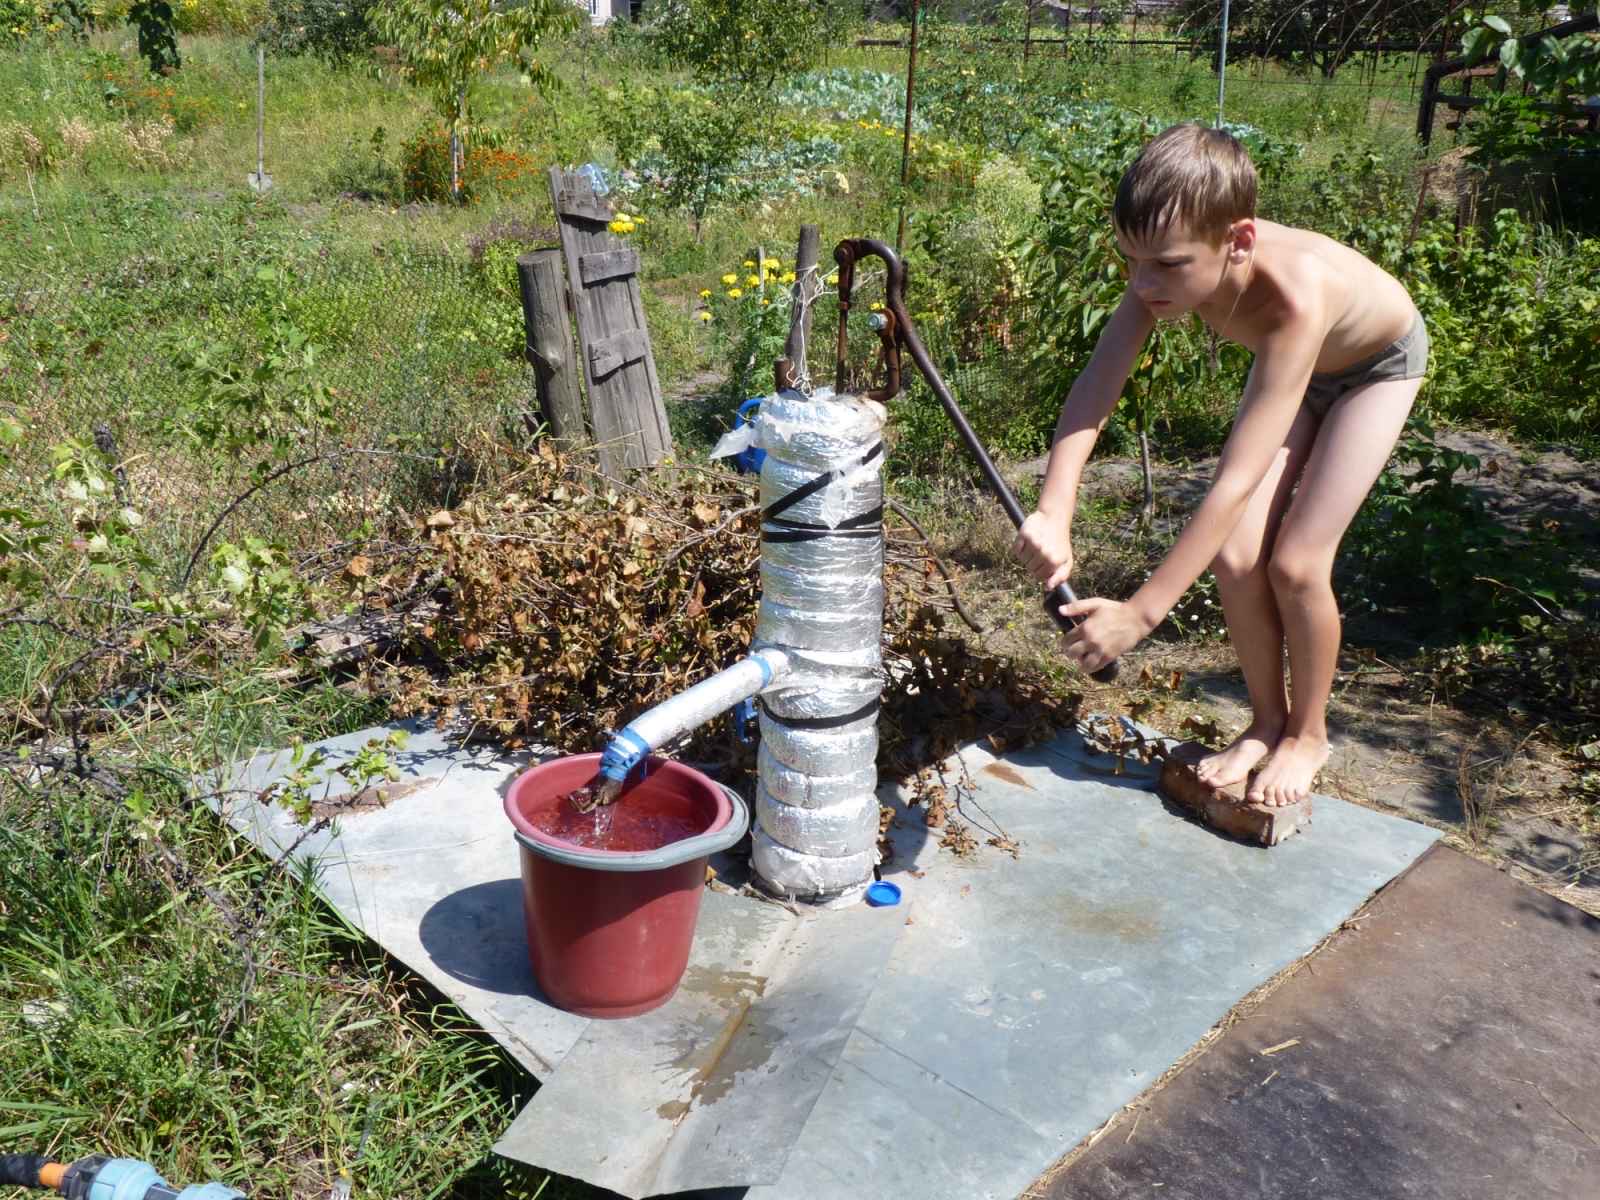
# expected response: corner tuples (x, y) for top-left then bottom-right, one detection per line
(1157, 741), (1312, 847)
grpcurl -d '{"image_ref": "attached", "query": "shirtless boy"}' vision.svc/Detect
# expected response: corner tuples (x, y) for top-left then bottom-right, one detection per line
(1013, 122), (1428, 807)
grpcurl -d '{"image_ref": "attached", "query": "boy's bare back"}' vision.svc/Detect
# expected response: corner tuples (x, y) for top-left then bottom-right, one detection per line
(1200, 218), (1417, 376)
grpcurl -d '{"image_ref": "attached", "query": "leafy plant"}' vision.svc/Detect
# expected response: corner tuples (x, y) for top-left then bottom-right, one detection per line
(167, 316), (340, 480)
(1343, 421), (1581, 637)
(700, 252), (796, 401)
(259, 0), (374, 61)
(210, 537), (313, 653)
(601, 83), (783, 239)
(128, 0), (180, 74)
(367, 0), (580, 202)
(645, 0), (850, 91)
(324, 123), (399, 200)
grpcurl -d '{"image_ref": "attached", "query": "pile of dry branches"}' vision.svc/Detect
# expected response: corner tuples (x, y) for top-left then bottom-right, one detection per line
(358, 438), (1083, 793)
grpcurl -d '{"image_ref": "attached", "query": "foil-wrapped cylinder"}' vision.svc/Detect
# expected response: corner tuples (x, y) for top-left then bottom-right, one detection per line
(750, 388), (885, 904)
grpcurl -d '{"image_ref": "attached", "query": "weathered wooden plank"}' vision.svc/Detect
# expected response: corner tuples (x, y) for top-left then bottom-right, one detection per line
(553, 187), (613, 223)
(578, 248), (640, 286)
(588, 327), (649, 378)
(549, 166), (672, 479)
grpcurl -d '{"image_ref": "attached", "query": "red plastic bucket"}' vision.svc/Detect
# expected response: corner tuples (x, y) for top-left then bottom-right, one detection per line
(503, 753), (749, 1019)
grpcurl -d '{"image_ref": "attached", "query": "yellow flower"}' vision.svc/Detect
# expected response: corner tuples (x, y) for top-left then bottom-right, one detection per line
(743, 259), (756, 267)
(745, 274), (760, 287)
(826, 274), (839, 285)
(780, 271), (796, 283)
(762, 257), (779, 269)
(697, 311), (712, 322)
(721, 273), (737, 285)
(698, 289), (712, 299)
(728, 288), (743, 298)
(759, 299), (770, 307)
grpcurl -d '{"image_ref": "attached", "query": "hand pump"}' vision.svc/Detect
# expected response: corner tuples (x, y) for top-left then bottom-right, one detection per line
(831, 237), (1120, 683)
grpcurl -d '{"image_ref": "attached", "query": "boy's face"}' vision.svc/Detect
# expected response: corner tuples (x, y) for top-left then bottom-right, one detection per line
(1114, 220), (1238, 320)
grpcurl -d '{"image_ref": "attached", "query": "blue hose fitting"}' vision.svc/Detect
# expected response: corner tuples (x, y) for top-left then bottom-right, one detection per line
(61, 1157), (246, 1200)
(597, 726), (651, 784)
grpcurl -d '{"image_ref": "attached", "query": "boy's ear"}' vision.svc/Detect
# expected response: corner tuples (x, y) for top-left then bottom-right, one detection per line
(1227, 219), (1257, 262)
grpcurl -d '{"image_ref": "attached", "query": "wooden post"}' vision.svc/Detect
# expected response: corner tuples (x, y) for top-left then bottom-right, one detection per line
(777, 224), (820, 392)
(548, 166), (673, 478)
(517, 249), (585, 445)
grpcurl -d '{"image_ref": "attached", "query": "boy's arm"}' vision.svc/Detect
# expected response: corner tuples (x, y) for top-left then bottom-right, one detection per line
(1060, 303), (1325, 670)
(1017, 292), (1154, 586)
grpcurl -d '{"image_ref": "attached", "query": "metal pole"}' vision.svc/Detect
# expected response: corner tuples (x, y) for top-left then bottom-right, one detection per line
(256, 42), (265, 180)
(895, 0), (921, 256)
(1217, 0), (1231, 127)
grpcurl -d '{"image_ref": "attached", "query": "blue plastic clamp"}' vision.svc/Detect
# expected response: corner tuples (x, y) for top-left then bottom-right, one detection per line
(598, 726), (651, 784)
(732, 696), (758, 745)
(733, 397), (767, 475)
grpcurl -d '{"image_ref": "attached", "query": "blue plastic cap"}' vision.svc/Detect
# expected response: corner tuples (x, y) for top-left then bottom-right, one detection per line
(865, 881), (902, 907)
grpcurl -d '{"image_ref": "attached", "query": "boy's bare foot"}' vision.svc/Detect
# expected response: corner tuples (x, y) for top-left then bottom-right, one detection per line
(1248, 735), (1329, 807)
(1194, 721), (1281, 792)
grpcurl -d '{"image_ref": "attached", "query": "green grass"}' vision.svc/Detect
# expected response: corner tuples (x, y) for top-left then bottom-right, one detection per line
(0, 664), (610, 1198)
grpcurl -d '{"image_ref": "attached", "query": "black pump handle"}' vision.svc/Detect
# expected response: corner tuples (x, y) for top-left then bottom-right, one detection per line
(833, 238), (1119, 683)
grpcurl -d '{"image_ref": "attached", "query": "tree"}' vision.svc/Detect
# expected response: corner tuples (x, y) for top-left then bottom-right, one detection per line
(1170, 0), (1460, 78)
(646, 0), (849, 90)
(129, 0), (181, 74)
(368, 0), (581, 202)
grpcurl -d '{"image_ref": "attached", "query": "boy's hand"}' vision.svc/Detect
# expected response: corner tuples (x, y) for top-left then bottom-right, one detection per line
(1057, 598), (1150, 674)
(1013, 510), (1073, 590)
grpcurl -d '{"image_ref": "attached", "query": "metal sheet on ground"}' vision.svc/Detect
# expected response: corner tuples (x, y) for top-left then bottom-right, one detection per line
(493, 904), (906, 1197)
(207, 721), (797, 1079)
(213, 720), (1442, 1200)
(1033, 844), (1600, 1200)
(724, 732), (1440, 1200)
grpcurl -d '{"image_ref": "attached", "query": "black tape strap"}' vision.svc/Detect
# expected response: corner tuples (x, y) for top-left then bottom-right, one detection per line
(763, 441), (884, 522)
(757, 695), (881, 730)
(761, 503), (885, 544)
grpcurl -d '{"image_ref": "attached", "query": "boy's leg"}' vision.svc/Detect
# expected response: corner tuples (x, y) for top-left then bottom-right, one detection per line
(1195, 401), (1321, 790)
(1250, 376), (1422, 806)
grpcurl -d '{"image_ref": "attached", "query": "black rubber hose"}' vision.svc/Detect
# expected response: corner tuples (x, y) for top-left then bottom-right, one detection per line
(0, 1154), (51, 1188)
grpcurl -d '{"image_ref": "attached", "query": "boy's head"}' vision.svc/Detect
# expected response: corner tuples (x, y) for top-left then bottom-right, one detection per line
(1114, 122), (1257, 247)
(1113, 124), (1258, 319)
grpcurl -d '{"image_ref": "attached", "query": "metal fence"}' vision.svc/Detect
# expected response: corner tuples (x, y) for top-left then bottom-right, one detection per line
(1, 243), (539, 566)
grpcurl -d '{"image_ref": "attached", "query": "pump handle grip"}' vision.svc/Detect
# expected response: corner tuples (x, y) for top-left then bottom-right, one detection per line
(1045, 582), (1120, 683)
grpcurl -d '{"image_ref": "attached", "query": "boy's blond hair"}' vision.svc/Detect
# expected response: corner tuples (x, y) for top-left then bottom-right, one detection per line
(1113, 123), (1257, 246)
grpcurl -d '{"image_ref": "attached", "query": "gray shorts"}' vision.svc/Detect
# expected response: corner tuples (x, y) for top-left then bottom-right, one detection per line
(1304, 314), (1428, 419)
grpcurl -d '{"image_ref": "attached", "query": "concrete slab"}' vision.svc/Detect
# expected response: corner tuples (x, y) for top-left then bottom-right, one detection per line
(1037, 844), (1600, 1200)
(212, 719), (1442, 1199)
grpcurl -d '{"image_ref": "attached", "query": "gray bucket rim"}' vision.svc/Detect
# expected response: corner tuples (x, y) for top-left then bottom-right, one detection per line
(514, 783), (749, 873)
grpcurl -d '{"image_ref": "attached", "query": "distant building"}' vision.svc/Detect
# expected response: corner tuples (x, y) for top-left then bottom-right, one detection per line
(577, 0), (644, 24)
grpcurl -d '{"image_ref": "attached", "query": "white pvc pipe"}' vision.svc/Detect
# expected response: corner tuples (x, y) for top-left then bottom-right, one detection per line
(599, 648), (791, 782)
